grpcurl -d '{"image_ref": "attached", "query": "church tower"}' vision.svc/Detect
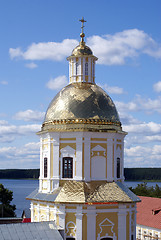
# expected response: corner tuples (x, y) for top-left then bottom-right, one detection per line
(27, 18), (140, 240)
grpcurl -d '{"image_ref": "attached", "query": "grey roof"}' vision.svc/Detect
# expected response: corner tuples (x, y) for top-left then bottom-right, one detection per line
(26, 188), (61, 202)
(0, 221), (63, 240)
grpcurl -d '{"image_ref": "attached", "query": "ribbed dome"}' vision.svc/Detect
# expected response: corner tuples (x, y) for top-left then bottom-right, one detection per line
(42, 83), (121, 132)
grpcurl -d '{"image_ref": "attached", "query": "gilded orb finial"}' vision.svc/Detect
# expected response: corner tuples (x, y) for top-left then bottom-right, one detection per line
(79, 17), (86, 43)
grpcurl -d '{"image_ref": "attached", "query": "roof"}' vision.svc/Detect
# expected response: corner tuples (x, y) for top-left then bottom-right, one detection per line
(137, 196), (161, 230)
(0, 221), (62, 240)
(27, 181), (140, 204)
(41, 82), (121, 133)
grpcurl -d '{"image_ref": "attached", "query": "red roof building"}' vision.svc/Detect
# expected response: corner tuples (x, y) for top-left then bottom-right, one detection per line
(137, 196), (161, 240)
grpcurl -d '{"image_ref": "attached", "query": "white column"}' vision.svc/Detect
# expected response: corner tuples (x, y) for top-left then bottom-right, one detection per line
(87, 206), (96, 240)
(75, 134), (83, 180)
(107, 138), (113, 181)
(39, 137), (43, 192)
(75, 206), (83, 240)
(30, 202), (34, 222)
(84, 136), (91, 181)
(129, 210), (132, 239)
(78, 58), (81, 82)
(53, 133), (60, 190)
(88, 58), (91, 82)
(37, 203), (40, 222)
(118, 205), (127, 240)
(133, 207), (137, 240)
(46, 204), (50, 221)
(73, 58), (76, 82)
(82, 57), (85, 82)
(47, 136), (51, 192)
(58, 205), (65, 229)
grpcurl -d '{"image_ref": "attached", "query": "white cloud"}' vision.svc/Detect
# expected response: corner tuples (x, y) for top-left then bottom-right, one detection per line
(87, 29), (161, 65)
(25, 62), (38, 69)
(124, 121), (161, 135)
(124, 144), (161, 168)
(46, 75), (68, 90)
(100, 83), (125, 94)
(0, 81), (8, 85)
(0, 120), (41, 143)
(153, 81), (161, 93)
(9, 29), (161, 65)
(9, 39), (78, 61)
(0, 142), (40, 169)
(9, 47), (23, 59)
(116, 95), (161, 114)
(14, 109), (45, 122)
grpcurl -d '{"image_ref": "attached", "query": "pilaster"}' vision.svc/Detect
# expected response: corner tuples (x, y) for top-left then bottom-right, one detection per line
(75, 134), (83, 180)
(107, 138), (113, 181)
(75, 206), (83, 240)
(87, 206), (96, 240)
(84, 136), (91, 181)
(30, 202), (34, 222)
(52, 133), (60, 190)
(118, 204), (127, 240)
(58, 205), (66, 229)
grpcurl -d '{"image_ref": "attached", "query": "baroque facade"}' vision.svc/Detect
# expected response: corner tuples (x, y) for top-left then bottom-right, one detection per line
(27, 18), (140, 240)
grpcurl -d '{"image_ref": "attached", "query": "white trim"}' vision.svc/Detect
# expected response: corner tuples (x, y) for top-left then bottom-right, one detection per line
(75, 206), (83, 240)
(60, 145), (76, 179)
(87, 206), (96, 240)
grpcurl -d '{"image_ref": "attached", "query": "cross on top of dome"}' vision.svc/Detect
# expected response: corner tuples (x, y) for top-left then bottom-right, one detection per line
(79, 17), (86, 43)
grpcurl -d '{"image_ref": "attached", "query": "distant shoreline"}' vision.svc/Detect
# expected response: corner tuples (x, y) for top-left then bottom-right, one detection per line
(0, 168), (161, 181)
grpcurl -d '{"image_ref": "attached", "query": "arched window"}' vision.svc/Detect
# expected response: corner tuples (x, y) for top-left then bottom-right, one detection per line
(85, 62), (88, 75)
(117, 157), (120, 178)
(101, 238), (113, 240)
(44, 157), (47, 178)
(62, 157), (73, 178)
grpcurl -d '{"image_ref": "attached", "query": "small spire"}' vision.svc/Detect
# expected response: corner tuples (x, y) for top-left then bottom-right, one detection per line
(79, 17), (86, 43)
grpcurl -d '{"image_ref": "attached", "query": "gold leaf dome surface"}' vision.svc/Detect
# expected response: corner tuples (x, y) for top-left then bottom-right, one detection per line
(71, 43), (93, 56)
(42, 83), (121, 131)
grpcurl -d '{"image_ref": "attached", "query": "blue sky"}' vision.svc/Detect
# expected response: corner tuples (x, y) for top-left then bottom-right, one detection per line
(0, 0), (161, 168)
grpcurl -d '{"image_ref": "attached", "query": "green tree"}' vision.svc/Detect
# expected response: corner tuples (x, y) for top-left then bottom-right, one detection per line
(130, 183), (161, 198)
(0, 184), (16, 217)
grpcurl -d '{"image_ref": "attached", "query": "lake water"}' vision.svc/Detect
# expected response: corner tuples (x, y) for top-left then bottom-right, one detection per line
(0, 179), (161, 217)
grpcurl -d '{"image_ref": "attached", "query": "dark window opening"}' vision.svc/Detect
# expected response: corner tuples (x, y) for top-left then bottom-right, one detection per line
(66, 238), (75, 240)
(44, 157), (47, 178)
(101, 238), (113, 240)
(117, 157), (120, 178)
(63, 157), (73, 178)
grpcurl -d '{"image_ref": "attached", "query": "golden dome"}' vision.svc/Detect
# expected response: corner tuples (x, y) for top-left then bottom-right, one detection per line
(71, 42), (93, 56)
(41, 82), (121, 132)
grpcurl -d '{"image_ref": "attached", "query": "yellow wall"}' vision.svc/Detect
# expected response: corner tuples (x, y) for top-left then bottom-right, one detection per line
(82, 213), (87, 240)
(65, 213), (76, 237)
(96, 212), (118, 239)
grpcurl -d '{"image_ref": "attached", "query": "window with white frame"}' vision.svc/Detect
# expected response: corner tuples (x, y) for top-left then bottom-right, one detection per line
(62, 157), (73, 178)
